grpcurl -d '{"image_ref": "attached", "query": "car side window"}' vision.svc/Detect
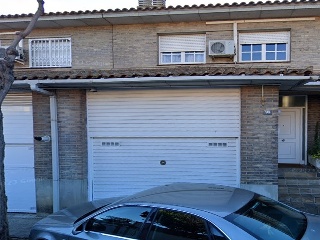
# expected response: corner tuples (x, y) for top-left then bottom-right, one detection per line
(147, 209), (209, 240)
(86, 206), (152, 239)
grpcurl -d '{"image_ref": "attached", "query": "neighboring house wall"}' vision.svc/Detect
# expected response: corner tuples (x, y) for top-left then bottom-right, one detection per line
(240, 86), (279, 198)
(33, 92), (52, 213)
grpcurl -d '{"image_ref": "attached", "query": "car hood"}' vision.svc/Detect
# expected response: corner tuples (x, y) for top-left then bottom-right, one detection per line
(302, 213), (320, 240)
(33, 197), (122, 228)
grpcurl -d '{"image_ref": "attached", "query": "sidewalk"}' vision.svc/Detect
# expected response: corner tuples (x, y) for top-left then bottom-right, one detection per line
(8, 213), (47, 239)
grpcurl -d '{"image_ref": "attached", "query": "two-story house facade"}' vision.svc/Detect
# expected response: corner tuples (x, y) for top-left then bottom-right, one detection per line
(1, 0), (320, 214)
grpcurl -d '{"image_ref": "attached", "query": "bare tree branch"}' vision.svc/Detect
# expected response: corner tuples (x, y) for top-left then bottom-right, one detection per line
(0, 1), (45, 239)
(10, 0), (45, 48)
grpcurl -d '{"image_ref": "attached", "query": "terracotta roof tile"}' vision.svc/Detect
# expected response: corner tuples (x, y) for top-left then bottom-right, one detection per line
(0, 0), (319, 18)
(13, 66), (313, 80)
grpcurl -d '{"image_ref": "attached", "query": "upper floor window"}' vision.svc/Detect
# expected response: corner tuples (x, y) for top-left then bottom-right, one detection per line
(239, 31), (290, 62)
(159, 34), (206, 64)
(29, 38), (71, 68)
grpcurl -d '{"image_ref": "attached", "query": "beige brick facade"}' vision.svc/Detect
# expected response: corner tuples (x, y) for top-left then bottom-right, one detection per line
(9, 17), (318, 70)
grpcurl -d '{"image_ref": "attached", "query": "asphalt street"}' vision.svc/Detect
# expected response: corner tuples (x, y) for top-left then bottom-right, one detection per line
(8, 213), (47, 239)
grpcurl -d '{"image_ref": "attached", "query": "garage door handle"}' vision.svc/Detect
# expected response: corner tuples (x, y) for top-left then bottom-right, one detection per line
(160, 160), (166, 165)
(282, 139), (285, 142)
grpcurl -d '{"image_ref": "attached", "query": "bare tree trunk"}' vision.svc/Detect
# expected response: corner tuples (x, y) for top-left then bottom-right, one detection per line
(0, 1), (44, 239)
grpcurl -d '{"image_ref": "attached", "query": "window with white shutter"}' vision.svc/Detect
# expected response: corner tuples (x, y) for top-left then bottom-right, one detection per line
(159, 34), (206, 64)
(29, 38), (72, 68)
(239, 31), (290, 62)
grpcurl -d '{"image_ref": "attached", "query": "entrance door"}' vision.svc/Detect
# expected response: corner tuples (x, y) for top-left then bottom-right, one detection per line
(278, 108), (302, 164)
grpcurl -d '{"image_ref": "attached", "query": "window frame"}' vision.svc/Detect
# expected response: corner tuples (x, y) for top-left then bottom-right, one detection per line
(29, 37), (72, 68)
(145, 207), (229, 240)
(84, 205), (154, 239)
(75, 204), (230, 240)
(239, 31), (290, 63)
(159, 34), (206, 65)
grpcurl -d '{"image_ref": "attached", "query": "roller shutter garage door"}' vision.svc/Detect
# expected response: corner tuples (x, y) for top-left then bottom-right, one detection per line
(3, 93), (36, 212)
(87, 88), (240, 200)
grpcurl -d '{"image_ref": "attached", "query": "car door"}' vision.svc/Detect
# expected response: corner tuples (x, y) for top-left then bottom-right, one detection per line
(70, 205), (153, 239)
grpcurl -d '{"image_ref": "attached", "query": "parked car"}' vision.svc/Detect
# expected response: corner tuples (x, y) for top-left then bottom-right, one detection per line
(29, 182), (320, 240)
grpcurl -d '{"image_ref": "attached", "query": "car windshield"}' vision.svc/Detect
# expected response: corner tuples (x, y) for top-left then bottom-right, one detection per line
(224, 194), (307, 240)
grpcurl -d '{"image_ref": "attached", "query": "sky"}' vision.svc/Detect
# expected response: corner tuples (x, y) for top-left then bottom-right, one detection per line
(0, 0), (256, 15)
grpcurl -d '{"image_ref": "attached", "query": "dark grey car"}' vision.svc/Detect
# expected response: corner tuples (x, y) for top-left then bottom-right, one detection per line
(29, 183), (320, 240)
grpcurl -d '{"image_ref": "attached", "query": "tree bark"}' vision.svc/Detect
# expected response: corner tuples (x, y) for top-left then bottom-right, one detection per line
(0, 1), (44, 239)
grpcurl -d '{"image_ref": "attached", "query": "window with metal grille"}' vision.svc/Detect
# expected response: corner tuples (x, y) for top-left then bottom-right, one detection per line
(159, 34), (206, 64)
(29, 38), (71, 67)
(239, 31), (290, 62)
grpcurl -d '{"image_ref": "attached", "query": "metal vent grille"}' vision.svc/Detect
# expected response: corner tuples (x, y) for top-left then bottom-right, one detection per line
(208, 142), (228, 147)
(138, 0), (165, 6)
(153, 0), (166, 6)
(102, 142), (120, 147)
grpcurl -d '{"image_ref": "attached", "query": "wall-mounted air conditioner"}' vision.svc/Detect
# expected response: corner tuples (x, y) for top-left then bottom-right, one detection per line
(0, 47), (6, 59)
(0, 40), (24, 60)
(209, 40), (235, 57)
(0, 46), (24, 60)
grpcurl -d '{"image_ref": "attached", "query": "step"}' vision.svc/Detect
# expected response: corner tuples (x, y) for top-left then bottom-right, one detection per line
(279, 178), (320, 186)
(279, 185), (320, 195)
(278, 167), (320, 179)
(278, 194), (320, 214)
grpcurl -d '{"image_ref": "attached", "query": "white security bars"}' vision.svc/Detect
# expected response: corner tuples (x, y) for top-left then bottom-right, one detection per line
(29, 38), (71, 68)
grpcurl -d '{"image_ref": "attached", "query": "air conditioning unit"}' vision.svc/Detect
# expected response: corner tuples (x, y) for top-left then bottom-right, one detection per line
(138, 0), (152, 6)
(0, 46), (24, 60)
(209, 40), (235, 57)
(0, 47), (6, 59)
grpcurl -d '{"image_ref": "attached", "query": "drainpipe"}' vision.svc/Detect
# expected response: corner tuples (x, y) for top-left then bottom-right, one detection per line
(50, 95), (60, 212)
(233, 22), (238, 63)
(29, 83), (60, 212)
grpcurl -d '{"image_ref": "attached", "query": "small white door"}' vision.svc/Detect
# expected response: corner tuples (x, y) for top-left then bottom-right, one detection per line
(3, 93), (36, 213)
(278, 108), (302, 164)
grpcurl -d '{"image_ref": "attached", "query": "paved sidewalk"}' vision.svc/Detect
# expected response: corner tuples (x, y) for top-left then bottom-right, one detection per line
(8, 213), (47, 239)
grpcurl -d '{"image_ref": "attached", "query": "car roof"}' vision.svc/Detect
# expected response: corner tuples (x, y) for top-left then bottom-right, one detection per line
(117, 183), (255, 217)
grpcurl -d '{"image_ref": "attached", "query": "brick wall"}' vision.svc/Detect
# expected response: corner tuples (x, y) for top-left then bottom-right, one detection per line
(307, 95), (320, 147)
(241, 86), (279, 185)
(33, 92), (52, 178)
(56, 90), (87, 180)
(9, 18), (318, 71)
(33, 90), (88, 212)
(32, 92), (52, 213)
(56, 90), (88, 209)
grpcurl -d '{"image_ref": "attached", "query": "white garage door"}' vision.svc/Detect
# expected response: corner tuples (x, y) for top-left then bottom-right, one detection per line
(87, 88), (240, 200)
(3, 93), (36, 213)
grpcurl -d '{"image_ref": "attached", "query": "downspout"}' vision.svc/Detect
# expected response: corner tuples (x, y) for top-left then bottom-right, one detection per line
(50, 95), (59, 212)
(233, 22), (238, 63)
(29, 83), (60, 212)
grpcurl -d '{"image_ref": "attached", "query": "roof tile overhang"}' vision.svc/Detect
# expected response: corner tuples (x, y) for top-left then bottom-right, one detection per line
(12, 66), (316, 91)
(0, 1), (320, 29)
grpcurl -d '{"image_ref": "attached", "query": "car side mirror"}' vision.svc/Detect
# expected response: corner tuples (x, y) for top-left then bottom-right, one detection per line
(72, 224), (84, 235)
